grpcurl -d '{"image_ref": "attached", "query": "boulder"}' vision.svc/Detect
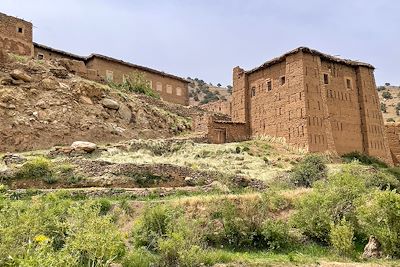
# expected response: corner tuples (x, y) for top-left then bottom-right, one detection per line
(50, 67), (69, 79)
(118, 103), (132, 122)
(2, 153), (27, 165)
(70, 141), (97, 153)
(101, 98), (120, 110)
(362, 236), (383, 258)
(10, 69), (32, 82)
(79, 96), (93, 105)
(0, 75), (14, 85)
(41, 77), (60, 90)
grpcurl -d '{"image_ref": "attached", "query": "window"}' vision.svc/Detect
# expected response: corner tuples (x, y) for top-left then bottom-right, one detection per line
(251, 87), (256, 97)
(17, 27), (23, 33)
(266, 80), (272, 91)
(346, 78), (352, 89)
(106, 70), (113, 81)
(176, 87), (182, 96)
(280, 76), (286, 86)
(156, 82), (162, 91)
(323, 73), (329, 85)
(37, 54), (44, 60)
(166, 85), (172, 94)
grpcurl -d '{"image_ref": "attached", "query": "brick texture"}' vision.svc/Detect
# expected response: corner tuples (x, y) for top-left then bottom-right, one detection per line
(0, 12), (33, 56)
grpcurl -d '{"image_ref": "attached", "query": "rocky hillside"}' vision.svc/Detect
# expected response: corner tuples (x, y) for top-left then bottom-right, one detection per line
(0, 52), (197, 152)
(188, 77), (231, 106)
(378, 85), (400, 122)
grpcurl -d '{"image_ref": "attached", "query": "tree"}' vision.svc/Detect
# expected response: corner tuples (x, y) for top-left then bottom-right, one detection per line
(385, 82), (391, 86)
(217, 83), (222, 87)
(382, 91), (393, 99)
(381, 103), (387, 113)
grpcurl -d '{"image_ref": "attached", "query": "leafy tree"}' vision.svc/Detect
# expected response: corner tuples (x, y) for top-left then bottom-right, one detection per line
(217, 83), (222, 87)
(385, 82), (391, 86)
(381, 103), (387, 113)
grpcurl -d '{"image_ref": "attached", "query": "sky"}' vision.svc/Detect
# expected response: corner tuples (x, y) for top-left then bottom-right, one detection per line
(2, 0), (400, 86)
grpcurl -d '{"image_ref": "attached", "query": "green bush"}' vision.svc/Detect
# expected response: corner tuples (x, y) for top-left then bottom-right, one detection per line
(15, 157), (56, 183)
(357, 190), (400, 257)
(109, 71), (160, 99)
(122, 248), (159, 267)
(382, 91), (393, 99)
(290, 154), (327, 187)
(342, 151), (388, 168)
(329, 219), (355, 256)
(293, 169), (367, 243)
(262, 219), (291, 250)
(132, 204), (175, 250)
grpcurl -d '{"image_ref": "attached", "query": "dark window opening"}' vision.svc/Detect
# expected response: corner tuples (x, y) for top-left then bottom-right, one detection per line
(346, 78), (352, 89)
(266, 80), (272, 91)
(37, 54), (44, 60)
(280, 76), (286, 86)
(251, 87), (256, 97)
(323, 74), (329, 85)
(17, 27), (23, 33)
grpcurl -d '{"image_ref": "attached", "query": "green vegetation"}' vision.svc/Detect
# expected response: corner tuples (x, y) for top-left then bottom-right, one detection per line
(290, 154), (327, 187)
(109, 71), (160, 98)
(381, 102), (387, 113)
(382, 91), (393, 99)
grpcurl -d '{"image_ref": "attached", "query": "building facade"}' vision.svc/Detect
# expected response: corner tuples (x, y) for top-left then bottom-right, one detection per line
(0, 12), (33, 56)
(0, 12), (189, 106)
(211, 47), (392, 164)
(201, 99), (232, 116)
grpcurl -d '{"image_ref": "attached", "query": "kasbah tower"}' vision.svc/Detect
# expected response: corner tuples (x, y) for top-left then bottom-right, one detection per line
(231, 47), (393, 164)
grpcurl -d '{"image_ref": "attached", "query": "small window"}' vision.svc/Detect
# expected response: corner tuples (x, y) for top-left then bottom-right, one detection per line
(176, 87), (182, 96)
(17, 27), (23, 33)
(346, 78), (352, 89)
(251, 87), (256, 97)
(106, 70), (113, 81)
(323, 74), (329, 85)
(266, 80), (272, 91)
(156, 82), (162, 91)
(166, 85), (172, 94)
(280, 76), (286, 86)
(37, 54), (44, 60)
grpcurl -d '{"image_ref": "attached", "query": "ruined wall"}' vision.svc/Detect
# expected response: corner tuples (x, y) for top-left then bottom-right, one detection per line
(86, 57), (189, 106)
(201, 100), (232, 116)
(0, 13), (33, 56)
(385, 124), (400, 165)
(208, 117), (248, 144)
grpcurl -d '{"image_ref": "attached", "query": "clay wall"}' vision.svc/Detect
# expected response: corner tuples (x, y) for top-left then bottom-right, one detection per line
(33, 45), (83, 62)
(86, 57), (189, 106)
(0, 12), (33, 56)
(232, 67), (248, 122)
(208, 117), (248, 144)
(201, 100), (232, 116)
(385, 124), (400, 165)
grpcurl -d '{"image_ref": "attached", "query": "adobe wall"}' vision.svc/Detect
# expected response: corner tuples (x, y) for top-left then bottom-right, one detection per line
(33, 46), (82, 61)
(208, 117), (248, 144)
(201, 100), (232, 116)
(232, 67), (248, 122)
(86, 57), (189, 106)
(245, 52), (308, 150)
(385, 124), (400, 165)
(0, 13), (33, 56)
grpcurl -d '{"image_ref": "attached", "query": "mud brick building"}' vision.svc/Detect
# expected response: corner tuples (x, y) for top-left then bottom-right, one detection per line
(210, 47), (393, 164)
(0, 12), (189, 106)
(384, 123), (400, 164)
(0, 12), (33, 56)
(201, 99), (232, 116)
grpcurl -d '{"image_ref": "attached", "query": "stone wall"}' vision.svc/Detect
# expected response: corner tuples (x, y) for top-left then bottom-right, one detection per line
(200, 100), (232, 116)
(208, 117), (248, 144)
(0, 12), (33, 56)
(384, 124), (400, 165)
(86, 56), (189, 106)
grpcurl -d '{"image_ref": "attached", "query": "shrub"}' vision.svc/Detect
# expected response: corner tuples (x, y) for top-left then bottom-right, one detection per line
(15, 157), (55, 183)
(290, 154), (327, 187)
(132, 204), (175, 250)
(382, 91), (392, 99)
(342, 151), (388, 168)
(381, 102), (387, 113)
(109, 71), (159, 99)
(293, 170), (367, 243)
(262, 219), (291, 250)
(122, 248), (159, 267)
(329, 219), (355, 256)
(357, 190), (400, 257)
(387, 118), (396, 122)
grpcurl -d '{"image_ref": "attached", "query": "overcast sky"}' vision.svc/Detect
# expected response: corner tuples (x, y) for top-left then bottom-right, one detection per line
(2, 0), (399, 86)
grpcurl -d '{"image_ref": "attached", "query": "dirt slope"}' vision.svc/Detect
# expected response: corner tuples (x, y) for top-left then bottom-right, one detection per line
(0, 53), (196, 152)
(378, 86), (400, 122)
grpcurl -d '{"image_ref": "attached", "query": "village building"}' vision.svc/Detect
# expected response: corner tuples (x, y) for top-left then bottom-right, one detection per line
(0, 12), (189, 106)
(209, 47), (393, 164)
(201, 99), (232, 116)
